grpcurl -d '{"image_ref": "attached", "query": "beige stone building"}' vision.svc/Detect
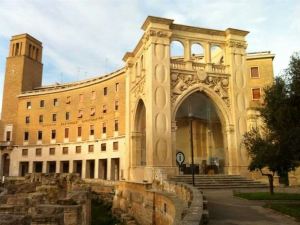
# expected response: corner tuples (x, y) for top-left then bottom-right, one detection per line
(0, 16), (275, 182)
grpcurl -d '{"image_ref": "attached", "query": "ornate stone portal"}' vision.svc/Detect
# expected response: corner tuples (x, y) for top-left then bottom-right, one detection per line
(123, 16), (265, 182)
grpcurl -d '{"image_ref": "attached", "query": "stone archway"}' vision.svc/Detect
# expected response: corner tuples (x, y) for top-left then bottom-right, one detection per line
(2, 153), (10, 177)
(172, 88), (231, 174)
(133, 99), (146, 166)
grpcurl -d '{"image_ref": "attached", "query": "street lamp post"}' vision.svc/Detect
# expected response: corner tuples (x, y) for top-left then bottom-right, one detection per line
(188, 102), (195, 186)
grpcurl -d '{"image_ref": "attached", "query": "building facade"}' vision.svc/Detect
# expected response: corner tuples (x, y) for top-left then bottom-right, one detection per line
(0, 16), (274, 182)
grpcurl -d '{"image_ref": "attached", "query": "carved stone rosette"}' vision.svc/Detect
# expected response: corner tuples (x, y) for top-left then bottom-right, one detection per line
(170, 70), (230, 107)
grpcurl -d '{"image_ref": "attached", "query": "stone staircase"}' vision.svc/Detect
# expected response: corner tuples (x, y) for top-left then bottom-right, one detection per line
(170, 175), (269, 189)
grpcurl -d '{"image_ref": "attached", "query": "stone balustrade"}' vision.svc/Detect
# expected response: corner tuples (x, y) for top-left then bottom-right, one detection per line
(170, 59), (227, 74)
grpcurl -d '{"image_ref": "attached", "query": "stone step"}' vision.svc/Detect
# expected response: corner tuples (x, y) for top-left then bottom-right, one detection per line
(176, 182), (265, 186)
(172, 179), (260, 183)
(171, 179), (263, 182)
(196, 185), (268, 189)
(170, 175), (268, 189)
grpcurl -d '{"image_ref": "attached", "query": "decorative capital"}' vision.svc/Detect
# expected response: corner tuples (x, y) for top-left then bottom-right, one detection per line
(226, 40), (247, 49)
(144, 29), (172, 42)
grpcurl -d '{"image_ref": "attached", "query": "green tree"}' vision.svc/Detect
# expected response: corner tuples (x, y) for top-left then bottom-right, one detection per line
(244, 52), (300, 194)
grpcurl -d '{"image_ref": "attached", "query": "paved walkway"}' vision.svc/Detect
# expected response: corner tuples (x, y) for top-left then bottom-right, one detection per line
(204, 190), (299, 225)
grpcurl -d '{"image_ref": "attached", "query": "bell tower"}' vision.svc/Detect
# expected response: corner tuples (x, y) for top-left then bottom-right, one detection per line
(1, 34), (43, 141)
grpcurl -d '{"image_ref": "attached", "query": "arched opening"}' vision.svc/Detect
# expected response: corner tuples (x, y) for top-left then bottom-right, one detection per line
(191, 43), (205, 63)
(170, 40), (184, 58)
(211, 45), (224, 64)
(134, 99), (146, 166)
(175, 91), (225, 174)
(2, 153), (10, 176)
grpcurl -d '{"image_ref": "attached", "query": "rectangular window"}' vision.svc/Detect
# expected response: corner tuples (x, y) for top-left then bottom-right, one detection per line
(66, 112), (70, 120)
(62, 147), (68, 155)
(77, 127), (82, 137)
(52, 113), (57, 122)
(101, 143), (106, 151)
(36, 148), (42, 156)
(26, 101), (31, 109)
(103, 87), (108, 96)
(252, 88), (261, 100)
(76, 146), (81, 153)
(115, 83), (119, 92)
(53, 98), (58, 106)
(113, 141), (119, 151)
(49, 148), (55, 155)
(65, 128), (69, 138)
(25, 116), (30, 124)
(90, 107), (95, 116)
(79, 94), (84, 103)
(91, 91), (96, 100)
(38, 131), (43, 140)
(115, 100), (119, 111)
(51, 130), (56, 139)
(250, 66), (259, 78)
(22, 149), (28, 156)
(78, 110), (83, 118)
(39, 115), (43, 123)
(66, 96), (71, 104)
(102, 105), (107, 113)
(90, 125), (94, 136)
(40, 100), (45, 107)
(6, 131), (11, 141)
(88, 145), (94, 153)
(102, 123), (106, 134)
(115, 120), (119, 132)
(24, 132), (29, 141)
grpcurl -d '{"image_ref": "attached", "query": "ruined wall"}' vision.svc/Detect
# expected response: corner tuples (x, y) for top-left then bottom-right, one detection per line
(0, 173), (91, 225)
(113, 181), (207, 225)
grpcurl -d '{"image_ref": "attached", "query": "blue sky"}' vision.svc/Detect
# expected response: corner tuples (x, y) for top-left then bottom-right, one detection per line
(0, 0), (299, 111)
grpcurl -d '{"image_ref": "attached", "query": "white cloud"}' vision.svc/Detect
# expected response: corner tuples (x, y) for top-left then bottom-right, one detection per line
(0, 0), (299, 110)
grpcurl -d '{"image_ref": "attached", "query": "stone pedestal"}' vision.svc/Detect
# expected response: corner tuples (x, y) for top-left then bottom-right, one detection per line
(288, 174), (297, 186)
(273, 175), (280, 187)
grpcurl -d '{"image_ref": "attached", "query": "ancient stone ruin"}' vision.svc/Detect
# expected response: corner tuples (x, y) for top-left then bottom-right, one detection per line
(0, 173), (91, 225)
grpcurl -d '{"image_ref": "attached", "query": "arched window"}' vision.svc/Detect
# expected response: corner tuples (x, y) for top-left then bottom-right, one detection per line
(170, 40), (184, 58)
(191, 43), (205, 63)
(211, 45), (224, 64)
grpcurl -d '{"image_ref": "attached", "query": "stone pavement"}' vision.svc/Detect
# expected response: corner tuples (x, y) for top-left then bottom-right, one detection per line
(204, 190), (300, 225)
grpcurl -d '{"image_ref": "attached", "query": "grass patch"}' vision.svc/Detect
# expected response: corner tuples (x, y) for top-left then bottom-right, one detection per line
(234, 192), (300, 200)
(265, 203), (300, 221)
(91, 198), (120, 225)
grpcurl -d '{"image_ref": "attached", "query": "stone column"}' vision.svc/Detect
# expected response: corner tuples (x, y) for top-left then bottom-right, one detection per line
(29, 161), (33, 173)
(42, 161), (47, 173)
(94, 158), (99, 179)
(142, 21), (175, 181)
(107, 158), (111, 180)
(184, 40), (191, 61)
(69, 160), (73, 173)
(56, 160), (60, 173)
(123, 54), (134, 181)
(171, 121), (177, 169)
(81, 160), (86, 179)
(225, 29), (249, 175)
(204, 42), (211, 64)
